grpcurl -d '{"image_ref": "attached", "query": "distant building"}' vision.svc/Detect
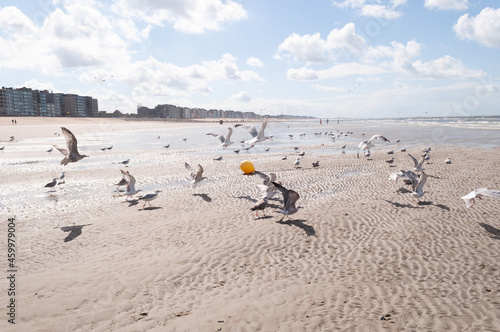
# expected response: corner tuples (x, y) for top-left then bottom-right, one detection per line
(0, 86), (98, 117)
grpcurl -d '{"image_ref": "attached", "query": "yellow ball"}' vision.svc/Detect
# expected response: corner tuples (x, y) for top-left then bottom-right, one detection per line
(240, 160), (255, 174)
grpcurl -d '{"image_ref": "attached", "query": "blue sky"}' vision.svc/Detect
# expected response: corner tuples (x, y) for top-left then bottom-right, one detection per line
(1, 0), (499, 118)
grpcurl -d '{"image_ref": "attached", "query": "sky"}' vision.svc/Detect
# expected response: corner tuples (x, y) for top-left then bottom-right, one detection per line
(1, 0), (499, 119)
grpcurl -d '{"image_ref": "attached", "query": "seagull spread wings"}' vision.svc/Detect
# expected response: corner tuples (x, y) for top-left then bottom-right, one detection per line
(461, 188), (500, 209)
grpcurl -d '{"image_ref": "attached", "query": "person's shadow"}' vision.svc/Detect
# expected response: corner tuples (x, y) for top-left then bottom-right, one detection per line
(58, 224), (92, 242)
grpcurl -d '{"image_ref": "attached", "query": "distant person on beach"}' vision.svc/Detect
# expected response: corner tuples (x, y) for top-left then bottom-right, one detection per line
(320, 119), (322, 125)
(326, 119), (329, 124)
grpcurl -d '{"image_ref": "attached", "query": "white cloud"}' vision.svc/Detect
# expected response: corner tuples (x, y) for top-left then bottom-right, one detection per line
(361, 5), (402, 19)
(454, 7), (500, 48)
(277, 23), (367, 63)
(424, 0), (468, 11)
(230, 91), (252, 102)
(333, 0), (406, 19)
(278, 25), (483, 81)
(112, 0), (248, 34)
(247, 56), (264, 67)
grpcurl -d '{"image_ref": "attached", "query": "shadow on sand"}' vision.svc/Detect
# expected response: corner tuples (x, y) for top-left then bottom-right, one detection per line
(193, 193), (212, 203)
(478, 222), (500, 240)
(59, 224), (92, 242)
(276, 219), (316, 237)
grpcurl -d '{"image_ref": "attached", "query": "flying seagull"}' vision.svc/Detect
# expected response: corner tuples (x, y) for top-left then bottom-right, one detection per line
(461, 188), (500, 209)
(121, 170), (141, 200)
(389, 170), (419, 191)
(185, 162), (206, 188)
(412, 171), (428, 200)
(53, 127), (89, 165)
(357, 134), (390, 158)
(254, 171), (278, 199)
(272, 181), (300, 222)
(206, 127), (234, 149)
(235, 120), (270, 147)
(408, 153), (425, 172)
(138, 190), (161, 209)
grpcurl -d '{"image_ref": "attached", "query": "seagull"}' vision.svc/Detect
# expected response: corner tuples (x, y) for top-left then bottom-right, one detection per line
(0, 146), (4, 151)
(114, 177), (128, 192)
(106, 146), (113, 150)
(272, 182), (300, 221)
(9, 136), (15, 141)
(294, 158), (300, 168)
(341, 145), (346, 149)
(357, 135), (390, 158)
(408, 154), (425, 172)
(254, 171), (278, 199)
(164, 144), (170, 149)
(138, 190), (161, 208)
(298, 151), (305, 156)
(53, 127), (88, 165)
(185, 163), (206, 188)
(312, 161), (320, 168)
(386, 157), (394, 164)
(119, 159), (130, 165)
(206, 127), (234, 149)
(389, 170), (419, 191)
(213, 156), (223, 161)
(45, 178), (57, 192)
(46, 147), (53, 152)
(445, 158), (452, 164)
(234, 149), (240, 154)
(251, 197), (269, 217)
(235, 120), (270, 147)
(461, 188), (500, 209)
(412, 171), (428, 200)
(122, 170), (141, 200)
(58, 171), (65, 184)
(282, 156), (287, 160)
(387, 150), (394, 155)
(100, 147), (107, 151)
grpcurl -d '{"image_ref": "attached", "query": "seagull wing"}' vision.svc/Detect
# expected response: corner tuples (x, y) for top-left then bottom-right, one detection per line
(414, 171), (428, 194)
(257, 120), (268, 139)
(368, 134), (390, 144)
(408, 154), (418, 168)
(253, 171), (271, 185)
(235, 124), (258, 138)
(226, 127), (233, 141)
(195, 164), (204, 179)
(480, 189), (500, 199)
(285, 190), (300, 211)
(207, 133), (225, 143)
(53, 144), (68, 156)
(61, 127), (79, 155)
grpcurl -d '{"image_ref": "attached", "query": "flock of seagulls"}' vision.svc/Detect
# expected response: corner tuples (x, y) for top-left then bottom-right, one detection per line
(29, 122), (499, 217)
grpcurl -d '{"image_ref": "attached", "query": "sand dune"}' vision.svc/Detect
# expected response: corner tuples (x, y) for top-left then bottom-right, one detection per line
(1, 119), (500, 331)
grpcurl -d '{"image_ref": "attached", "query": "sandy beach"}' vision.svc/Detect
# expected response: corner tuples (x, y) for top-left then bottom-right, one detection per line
(1, 117), (500, 331)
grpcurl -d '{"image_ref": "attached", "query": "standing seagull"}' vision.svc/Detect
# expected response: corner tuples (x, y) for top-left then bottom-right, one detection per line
(251, 197), (269, 218)
(58, 171), (66, 184)
(45, 178), (57, 192)
(185, 163), (206, 188)
(206, 127), (234, 149)
(412, 171), (428, 201)
(294, 158), (301, 168)
(53, 127), (88, 165)
(235, 120), (270, 147)
(461, 188), (500, 209)
(357, 134), (390, 158)
(138, 190), (161, 208)
(272, 181), (300, 221)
